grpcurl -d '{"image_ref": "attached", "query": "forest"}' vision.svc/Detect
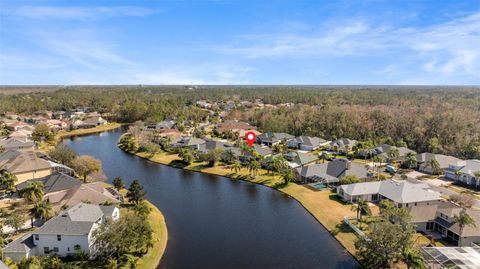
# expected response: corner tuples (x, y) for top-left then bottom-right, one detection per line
(1, 85), (480, 159)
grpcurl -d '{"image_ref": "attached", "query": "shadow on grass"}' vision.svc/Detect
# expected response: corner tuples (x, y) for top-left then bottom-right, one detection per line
(328, 193), (349, 205)
(169, 160), (189, 168)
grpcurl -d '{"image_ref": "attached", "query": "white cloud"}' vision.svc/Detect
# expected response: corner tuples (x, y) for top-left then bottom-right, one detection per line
(7, 5), (156, 20)
(218, 12), (480, 77)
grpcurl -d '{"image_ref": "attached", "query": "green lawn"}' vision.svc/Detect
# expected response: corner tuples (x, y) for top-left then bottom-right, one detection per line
(131, 150), (361, 255)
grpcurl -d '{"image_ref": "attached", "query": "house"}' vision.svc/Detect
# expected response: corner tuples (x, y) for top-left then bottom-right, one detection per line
(197, 140), (232, 154)
(444, 160), (480, 188)
(422, 245), (480, 268)
(215, 120), (258, 137)
(150, 120), (176, 130)
(2, 203), (120, 261)
(77, 116), (107, 128)
(156, 128), (183, 140)
(17, 172), (120, 211)
(0, 150), (52, 184)
(257, 132), (294, 146)
(295, 159), (369, 184)
(45, 119), (68, 131)
(283, 151), (317, 168)
(373, 144), (415, 160)
(5, 121), (31, 131)
(172, 136), (206, 150)
(329, 138), (357, 153)
(337, 180), (441, 208)
(0, 137), (35, 151)
(196, 100), (212, 109)
(288, 136), (329, 151)
(52, 111), (66, 120)
(224, 145), (273, 163)
(408, 202), (480, 246)
(417, 153), (462, 174)
(8, 128), (33, 140)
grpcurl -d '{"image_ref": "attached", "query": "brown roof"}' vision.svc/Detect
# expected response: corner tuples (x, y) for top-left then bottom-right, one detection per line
(216, 120), (256, 133)
(46, 182), (119, 210)
(0, 150), (51, 175)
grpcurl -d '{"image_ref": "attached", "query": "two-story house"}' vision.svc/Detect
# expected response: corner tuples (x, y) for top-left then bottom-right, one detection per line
(2, 203), (119, 261)
(445, 160), (480, 188)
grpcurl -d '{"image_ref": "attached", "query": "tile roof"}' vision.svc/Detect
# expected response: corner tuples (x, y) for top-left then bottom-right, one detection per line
(16, 172), (82, 194)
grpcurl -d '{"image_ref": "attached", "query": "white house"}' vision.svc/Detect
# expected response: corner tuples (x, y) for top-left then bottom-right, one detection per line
(337, 180), (441, 208)
(2, 203), (119, 261)
(445, 160), (480, 188)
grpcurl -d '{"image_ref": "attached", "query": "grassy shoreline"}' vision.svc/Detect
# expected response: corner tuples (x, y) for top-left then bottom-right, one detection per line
(130, 150), (360, 257)
(38, 122), (123, 152)
(135, 200), (168, 269)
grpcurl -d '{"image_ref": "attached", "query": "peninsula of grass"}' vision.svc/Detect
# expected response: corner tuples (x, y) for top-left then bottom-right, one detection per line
(134, 200), (168, 269)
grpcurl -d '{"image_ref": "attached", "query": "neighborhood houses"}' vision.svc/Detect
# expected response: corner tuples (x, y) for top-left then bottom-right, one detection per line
(2, 94), (480, 269)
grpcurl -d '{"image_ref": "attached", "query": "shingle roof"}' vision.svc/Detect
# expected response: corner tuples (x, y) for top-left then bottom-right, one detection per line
(0, 137), (34, 150)
(0, 150), (51, 174)
(330, 138), (357, 148)
(417, 153), (462, 169)
(374, 144), (415, 158)
(33, 203), (115, 235)
(293, 136), (326, 147)
(340, 180), (441, 204)
(2, 233), (35, 254)
(258, 132), (294, 143)
(16, 172), (82, 193)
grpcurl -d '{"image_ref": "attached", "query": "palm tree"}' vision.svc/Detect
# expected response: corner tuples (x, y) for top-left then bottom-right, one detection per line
(272, 155), (287, 176)
(403, 249), (426, 269)
(247, 159), (260, 178)
(280, 169), (295, 185)
(319, 151), (329, 164)
(33, 199), (52, 221)
(388, 147), (400, 161)
(453, 209), (477, 246)
(0, 171), (17, 194)
(30, 199), (52, 227)
(231, 160), (242, 174)
(20, 181), (44, 204)
(372, 155), (384, 180)
(351, 199), (372, 220)
(429, 157), (441, 175)
(404, 152), (418, 169)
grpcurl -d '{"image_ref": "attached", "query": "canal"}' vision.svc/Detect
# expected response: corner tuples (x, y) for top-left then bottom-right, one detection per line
(63, 128), (359, 269)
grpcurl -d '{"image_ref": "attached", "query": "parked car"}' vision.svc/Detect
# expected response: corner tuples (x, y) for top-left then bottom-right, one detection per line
(385, 165), (397, 173)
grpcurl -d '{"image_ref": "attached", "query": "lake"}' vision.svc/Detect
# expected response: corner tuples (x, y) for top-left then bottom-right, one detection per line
(63, 128), (359, 269)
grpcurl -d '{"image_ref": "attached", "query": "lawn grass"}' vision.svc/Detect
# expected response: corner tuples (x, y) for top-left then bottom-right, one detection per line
(38, 122), (122, 152)
(130, 150), (361, 256)
(134, 200), (168, 269)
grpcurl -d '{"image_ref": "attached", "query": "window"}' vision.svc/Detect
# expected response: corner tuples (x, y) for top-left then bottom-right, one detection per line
(57, 235), (62, 241)
(53, 247), (59, 253)
(34, 234), (39, 240)
(440, 213), (449, 220)
(67, 247), (70, 252)
(44, 247), (50, 254)
(414, 202), (417, 206)
(426, 222), (434, 230)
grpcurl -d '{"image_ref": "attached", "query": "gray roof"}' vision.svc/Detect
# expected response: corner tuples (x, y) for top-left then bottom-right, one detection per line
(339, 180), (441, 204)
(16, 172), (82, 193)
(374, 144), (415, 158)
(0, 260), (8, 269)
(197, 140), (231, 153)
(330, 138), (357, 148)
(292, 136), (326, 147)
(156, 120), (176, 129)
(33, 203), (116, 235)
(257, 132), (294, 143)
(417, 153), (461, 169)
(297, 159), (368, 182)
(0, 137), (34, 150)
(285, 151), (317, 166)
(2, 233), (35, 254)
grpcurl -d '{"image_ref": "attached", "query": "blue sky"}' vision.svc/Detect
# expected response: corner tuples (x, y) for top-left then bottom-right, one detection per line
(0, 0), (479, 85)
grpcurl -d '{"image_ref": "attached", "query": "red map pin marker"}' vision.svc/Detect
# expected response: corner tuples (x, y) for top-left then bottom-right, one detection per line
(245, 131), (256, 146)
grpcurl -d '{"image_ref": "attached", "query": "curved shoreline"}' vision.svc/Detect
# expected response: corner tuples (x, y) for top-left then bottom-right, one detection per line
(122, 148), (360, 262)
(136, 200), (169, 269)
